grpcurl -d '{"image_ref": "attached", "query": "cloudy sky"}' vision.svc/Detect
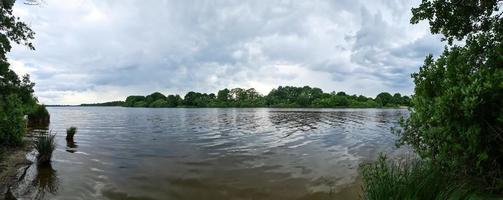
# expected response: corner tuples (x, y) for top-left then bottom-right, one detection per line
(9, 0), (444, 105)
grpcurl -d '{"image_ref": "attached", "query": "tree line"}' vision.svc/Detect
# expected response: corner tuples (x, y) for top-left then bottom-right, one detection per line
(82, 86), (411, 108)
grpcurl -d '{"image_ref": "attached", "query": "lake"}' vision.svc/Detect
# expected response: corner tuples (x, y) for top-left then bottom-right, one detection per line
(13, 107), (409, 200)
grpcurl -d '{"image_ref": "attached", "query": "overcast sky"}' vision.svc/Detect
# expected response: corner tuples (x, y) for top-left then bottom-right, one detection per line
(9, 0), (444, 105)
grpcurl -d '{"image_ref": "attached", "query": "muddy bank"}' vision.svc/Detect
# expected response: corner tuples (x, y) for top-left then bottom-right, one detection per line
(0, 129), (41, 200)
(0, 135), (34, 199)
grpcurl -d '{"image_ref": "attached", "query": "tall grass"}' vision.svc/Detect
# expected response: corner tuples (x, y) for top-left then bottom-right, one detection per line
(360, 154), (477, 200)
(66, 127), (77, 140)
(34, 133), (55, 165)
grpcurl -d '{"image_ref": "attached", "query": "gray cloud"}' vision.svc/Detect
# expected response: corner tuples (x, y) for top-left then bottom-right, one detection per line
(9, 0), (444, 104)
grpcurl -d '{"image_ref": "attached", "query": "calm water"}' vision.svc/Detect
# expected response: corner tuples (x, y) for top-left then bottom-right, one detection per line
(13, 107), (409, 200)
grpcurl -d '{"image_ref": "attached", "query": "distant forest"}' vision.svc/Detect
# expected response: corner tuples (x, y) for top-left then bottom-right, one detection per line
(81, 86), (411, 108)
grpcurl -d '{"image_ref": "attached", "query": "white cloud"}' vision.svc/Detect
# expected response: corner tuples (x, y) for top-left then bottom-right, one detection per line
(9, 0), (444, 104)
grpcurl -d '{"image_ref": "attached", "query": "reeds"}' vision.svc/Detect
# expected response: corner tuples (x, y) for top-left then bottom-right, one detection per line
(34, 133), (55, 165)
(66, 127), (77, 140)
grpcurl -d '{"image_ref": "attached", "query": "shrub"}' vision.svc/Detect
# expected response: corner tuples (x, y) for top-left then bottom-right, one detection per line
(34, 132), (56, 165)
(66, 127), (77, 140)
(397, 0), (503, 192)
(0, 94), (26, 146)
(27, 104), (50, 127)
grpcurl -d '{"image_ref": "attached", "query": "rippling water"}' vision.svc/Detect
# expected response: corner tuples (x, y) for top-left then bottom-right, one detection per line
(14, 107), (409, 200)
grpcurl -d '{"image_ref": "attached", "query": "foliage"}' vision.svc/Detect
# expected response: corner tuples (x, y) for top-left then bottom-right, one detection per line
(398, 0), (503, 193)
(410, 0), (502, 44)
(166, 94), (183, 107)
(266, 86), (323, 107)
(122, 96), (145, 107)
(0, 0), (40, 146)
(149, 99), (169, 108)
(184, 91), (215, 107)
(119, 86), (411, 108)
(145, 92), (166, 106)
(375, 92), (394, 107)
(34, 132), (55, 166)
(361, 154), (477, 200)
(66, 126), (77, 140)
(27, 104), (50, 126)
(0, 94), (26, 145)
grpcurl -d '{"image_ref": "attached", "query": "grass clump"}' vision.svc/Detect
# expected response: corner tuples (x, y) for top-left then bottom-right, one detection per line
(360, 154), (478, 200)
(66, 127), (77, 140)
(34, 133), (56, 166)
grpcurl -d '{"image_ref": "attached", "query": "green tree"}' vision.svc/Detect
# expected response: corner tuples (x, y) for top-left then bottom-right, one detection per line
(123, 95), (146, 107)
(184, 91), (212, 107)
(0, 0), (39, 145)
(400, 95), (411, 107)
(392, 93), (401, 105)
(216, 88), (231, 105)
(149, 99), (169, 108)
(133, 101), (147, 107)
(230, 88), (246, 101)
(375, 92), (394, 107)
(166, 94), (182, 107)
(145, 92), (166, 107)
(0, 95), (26, 145)
(399, 0), (503, 192)
(118, 87), (410, 108)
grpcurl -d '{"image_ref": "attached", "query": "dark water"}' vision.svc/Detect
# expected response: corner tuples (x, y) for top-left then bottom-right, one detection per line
(13, 107), (409, 200)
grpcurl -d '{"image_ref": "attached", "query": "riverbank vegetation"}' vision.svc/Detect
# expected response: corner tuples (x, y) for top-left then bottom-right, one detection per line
(34, 133), (55, 166)
(0, 0), (47, 147)
(361, 154), (479, 200)
(83, 86), (411, 108)
(362, 0), (503, 198)
(27, 104), (50, 127)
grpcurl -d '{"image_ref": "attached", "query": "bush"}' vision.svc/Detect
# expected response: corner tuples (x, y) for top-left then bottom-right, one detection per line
(34, 132), (56, 165)
(400, 47), (503, 190)
(0, 95), (26, 146)
(361, 154), (475, 200)
(66, 127), (77, 140)
(27, 104), (50, 127)
(397, 0), (503, 193)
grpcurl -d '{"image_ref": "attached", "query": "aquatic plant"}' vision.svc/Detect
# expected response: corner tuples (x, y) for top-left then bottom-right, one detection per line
(66, 127), (77, 140)
(34, 132), (56, 165)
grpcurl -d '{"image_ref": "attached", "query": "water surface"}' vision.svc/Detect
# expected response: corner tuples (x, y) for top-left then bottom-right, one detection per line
(15, 107), (408, 199)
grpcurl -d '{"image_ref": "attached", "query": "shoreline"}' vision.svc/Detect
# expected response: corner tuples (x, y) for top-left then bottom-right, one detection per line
(61, 105), (410, 109)
(0, 133), (35, 199)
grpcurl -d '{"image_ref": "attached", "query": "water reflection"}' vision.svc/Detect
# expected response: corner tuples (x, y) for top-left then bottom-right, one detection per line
(65, 139), (78, 153)
(11, 155), (59, 199)
(269, 110), (323, 137)
(9, 126), (60, 200)
(32, 164), (59, 198)
(30, 107), (409, 200)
